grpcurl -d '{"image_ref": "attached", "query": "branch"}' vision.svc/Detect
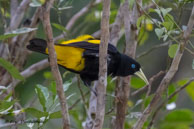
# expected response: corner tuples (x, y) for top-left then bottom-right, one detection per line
(114, 0), (142, 128)
(41, 1), (70, 129)
(84, 0), (111, 128)
(94, 0), (111, 128)
(9, 0), (31, 30)
(133, 5), (194, 129)
(110, 4), (124, 46)
(10, 0), (18, 19)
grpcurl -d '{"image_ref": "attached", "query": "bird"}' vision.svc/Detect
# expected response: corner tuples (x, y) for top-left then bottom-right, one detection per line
(27, 35), (149, 88)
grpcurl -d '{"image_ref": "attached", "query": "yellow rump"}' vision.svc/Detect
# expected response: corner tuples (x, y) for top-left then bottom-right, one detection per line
(45, 46), (85, 72)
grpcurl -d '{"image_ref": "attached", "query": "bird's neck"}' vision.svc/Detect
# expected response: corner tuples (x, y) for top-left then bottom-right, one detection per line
(115, 54), (129, 77)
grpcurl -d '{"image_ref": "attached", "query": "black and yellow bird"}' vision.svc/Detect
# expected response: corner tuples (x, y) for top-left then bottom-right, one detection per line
(27, 35), (149, 87)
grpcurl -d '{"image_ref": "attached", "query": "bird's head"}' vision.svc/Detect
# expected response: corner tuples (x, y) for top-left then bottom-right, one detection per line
(117, 54), (149, 85)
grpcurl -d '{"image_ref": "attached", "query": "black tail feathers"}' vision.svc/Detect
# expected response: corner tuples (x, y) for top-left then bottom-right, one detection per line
(27, 38), (47, 54)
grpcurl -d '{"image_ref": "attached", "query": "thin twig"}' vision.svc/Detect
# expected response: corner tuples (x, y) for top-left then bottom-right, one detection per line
(146, 71), (166, 97)
(68, 91), (90, 110)
(137, 41), (170, 58)
(185, 47), (194, 56)
(77, 76), (90, 117)
(110, 4), (124, 46)
(131, 71), (166, 96)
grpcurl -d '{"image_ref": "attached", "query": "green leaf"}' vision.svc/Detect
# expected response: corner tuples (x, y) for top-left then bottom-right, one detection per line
(160, 123), (190, 129)
(162, 21), (174, 31)
(49, 111), (62, 119)
(137, 15), (145, 29)
(30, 0), (42, 7)
(0, 101), (15, 114)
(177, 79), (189, 86)
(0, 58), (24, 80)
(162, 34), (168, 41)
(154, 9), (161, 16)
(0, 33), (18, 40)
(185, 82), (194, 101)
(63, 81), (72, 92)
(50, 81), (57, 95)
(164, 109), (194, 124)
(168, 84), (177, 103)
(130, 76), (146, 89)
(0, 27), (37, 41)
(144, 94), (154, 108)
(107, 76), (116, 92)
(43, 71), (53, 79)
(25, 108), (48, 118)
(161, 8), (172, 17)
(138, 28), (149, 46)
(168, 44), (178, 58)
(155, 28), (165, 40)
(5, 27), (37, 35)
(148, 8), (156, 13)
(52, 23), (67, 32)
(58, 6), (72, 10)
(50, 81), (57, 102)
(35, 84), (49, 111)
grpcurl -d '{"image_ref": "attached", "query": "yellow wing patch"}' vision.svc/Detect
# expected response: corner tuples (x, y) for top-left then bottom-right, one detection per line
(45, 35), (100, 72)
(45, 46), (85, 72)
(61, 35), (100, 45)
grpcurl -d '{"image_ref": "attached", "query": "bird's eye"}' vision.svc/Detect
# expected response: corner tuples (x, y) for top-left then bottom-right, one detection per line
(131, 64), (136, 69)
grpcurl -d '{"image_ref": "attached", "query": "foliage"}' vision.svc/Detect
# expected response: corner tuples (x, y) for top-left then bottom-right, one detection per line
(0, 58), (24, 80)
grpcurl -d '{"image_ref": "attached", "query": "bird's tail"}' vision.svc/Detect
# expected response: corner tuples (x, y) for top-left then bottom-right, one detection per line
(27, 38), (47, 54)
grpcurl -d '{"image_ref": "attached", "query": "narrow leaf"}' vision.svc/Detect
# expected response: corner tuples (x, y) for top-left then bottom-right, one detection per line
(0, 33), (18, 40)
(5, 27), (37, 35)
(0, 58), (24, 80)
(30, 0), (42, 7)
(52, 23), (67, 32)
(49, 111), (62, 119)
(0, 101), (15, 114)
(58, 6), (72, 10)
(0, 27), (37, 41)
(185, 82), (194, 101)
(168, 84), (177, 103)
(63, 81), (72, 92)
(25, 108), (48, 118)
(35, 84), (49, 111)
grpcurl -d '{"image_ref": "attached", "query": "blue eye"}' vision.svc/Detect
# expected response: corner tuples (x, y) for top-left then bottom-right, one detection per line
(131, 64), (136, 69)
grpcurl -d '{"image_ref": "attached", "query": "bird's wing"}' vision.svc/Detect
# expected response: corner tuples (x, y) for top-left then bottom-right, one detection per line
(58, 35), (118, 54)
